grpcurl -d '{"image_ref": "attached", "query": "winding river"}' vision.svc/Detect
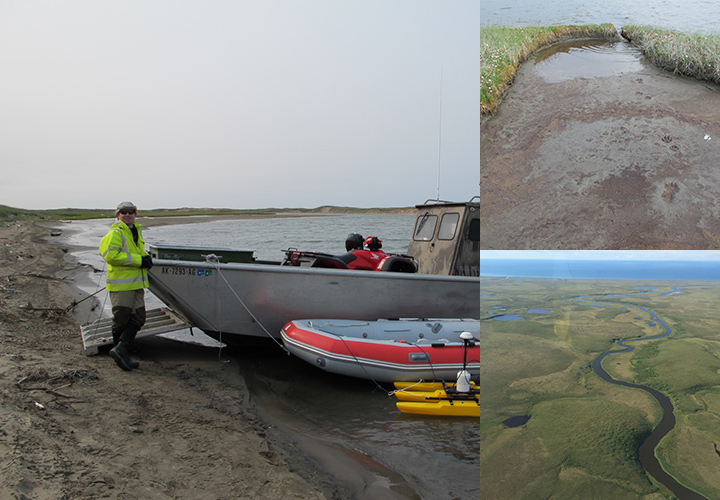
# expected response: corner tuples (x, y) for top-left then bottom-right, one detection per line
(578, 288), (707, 500)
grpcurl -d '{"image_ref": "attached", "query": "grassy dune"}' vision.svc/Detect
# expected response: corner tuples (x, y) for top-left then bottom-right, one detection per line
(481, 23), (720, 115)
(480, 278), (720, 499)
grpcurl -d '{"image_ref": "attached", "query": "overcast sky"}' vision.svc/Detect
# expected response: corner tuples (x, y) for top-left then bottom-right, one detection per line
(0, 1), (479, 210)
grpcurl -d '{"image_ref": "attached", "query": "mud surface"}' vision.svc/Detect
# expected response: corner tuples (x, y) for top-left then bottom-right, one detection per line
(0, 221), (329, 500)
(480, 40), (720, 249)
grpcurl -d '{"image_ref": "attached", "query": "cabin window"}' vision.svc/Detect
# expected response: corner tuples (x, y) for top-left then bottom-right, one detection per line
(413, 213), (437, 241)
(438, 213), (459, 240)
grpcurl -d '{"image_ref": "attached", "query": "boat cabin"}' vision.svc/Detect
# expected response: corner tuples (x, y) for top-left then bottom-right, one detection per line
(406, 197), (479, 276)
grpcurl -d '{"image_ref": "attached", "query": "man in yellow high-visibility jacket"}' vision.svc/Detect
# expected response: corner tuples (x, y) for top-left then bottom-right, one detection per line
(99, 201), (153, 371)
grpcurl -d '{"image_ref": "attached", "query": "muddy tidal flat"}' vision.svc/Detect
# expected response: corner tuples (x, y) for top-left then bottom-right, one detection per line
(0, 220), (329, 499)
(480, 39), (720, 249)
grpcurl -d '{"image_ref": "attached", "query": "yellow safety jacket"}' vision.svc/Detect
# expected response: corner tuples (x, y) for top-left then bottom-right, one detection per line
(99, 221), (149, 291)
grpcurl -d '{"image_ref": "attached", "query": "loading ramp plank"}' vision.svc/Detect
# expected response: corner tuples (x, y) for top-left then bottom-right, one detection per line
(80, 307), (192, 355)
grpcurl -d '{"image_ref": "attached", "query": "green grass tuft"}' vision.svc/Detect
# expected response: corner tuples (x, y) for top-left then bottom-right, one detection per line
(480, 24), (618, 115)
(482, 23), (720, 116)
(622, 25), (720, 84)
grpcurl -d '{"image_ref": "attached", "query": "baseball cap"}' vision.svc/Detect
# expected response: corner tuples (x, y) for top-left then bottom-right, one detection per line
(116, 201), (137, 214)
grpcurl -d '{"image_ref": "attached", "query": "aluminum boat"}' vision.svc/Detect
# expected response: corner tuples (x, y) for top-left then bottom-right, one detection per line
(147, 198), (479, 342)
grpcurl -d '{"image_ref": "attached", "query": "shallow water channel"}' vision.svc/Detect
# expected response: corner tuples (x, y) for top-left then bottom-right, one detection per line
(533, 40), (646, 83)
(232, 344), (479, 500)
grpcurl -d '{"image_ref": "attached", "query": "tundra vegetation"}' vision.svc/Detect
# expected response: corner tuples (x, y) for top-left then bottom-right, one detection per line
(481, 23), (720, 115)
(480, 277), (720, 499)
(0, 204), (410, 221)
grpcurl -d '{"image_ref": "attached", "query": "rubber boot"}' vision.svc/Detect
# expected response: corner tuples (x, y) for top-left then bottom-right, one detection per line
(125, 352), (140, 370)
(109, 325), (141, 370)
(109, 341), (135, 371)
(120, 323), (140, 368)
(112, 329), (122, 346)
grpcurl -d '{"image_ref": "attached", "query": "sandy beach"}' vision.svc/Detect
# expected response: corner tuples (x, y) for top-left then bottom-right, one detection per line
(0, 219), (330, 499)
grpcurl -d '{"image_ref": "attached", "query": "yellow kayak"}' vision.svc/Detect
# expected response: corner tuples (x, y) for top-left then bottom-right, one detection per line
(396, 399), (479, 417)
(393, 381), (479, 417)
(393, 381), (478, 392)
(395, 389), (449, 402)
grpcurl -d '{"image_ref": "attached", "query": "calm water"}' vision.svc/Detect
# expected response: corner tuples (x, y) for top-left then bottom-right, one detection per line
(533, 40), (646, 83)
(481, 0), (720, 34)
(61, 214), (479, 500)
(146, 213), (416, 260)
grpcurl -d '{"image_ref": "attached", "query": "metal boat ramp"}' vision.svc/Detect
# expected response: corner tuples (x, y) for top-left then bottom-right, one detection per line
(80, 307), (191, 355)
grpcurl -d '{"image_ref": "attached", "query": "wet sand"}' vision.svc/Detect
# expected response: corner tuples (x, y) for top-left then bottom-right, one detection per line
(480, 39), (720, 249)
(0, 219), (335, 499)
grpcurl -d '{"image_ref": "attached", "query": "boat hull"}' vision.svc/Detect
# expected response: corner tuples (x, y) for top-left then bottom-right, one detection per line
(148, 260), (480, 341)
(280, 318), (479, 383)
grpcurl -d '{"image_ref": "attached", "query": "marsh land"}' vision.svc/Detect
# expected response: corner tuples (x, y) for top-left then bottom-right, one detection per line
(480, 277), (720, 499)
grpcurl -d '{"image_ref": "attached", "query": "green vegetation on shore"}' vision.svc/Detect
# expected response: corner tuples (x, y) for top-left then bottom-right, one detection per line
(481, 23), (720, 116)
(0, 204), (412, 222)
(622, 25), (720, 84)
(480, 24), (618, 115)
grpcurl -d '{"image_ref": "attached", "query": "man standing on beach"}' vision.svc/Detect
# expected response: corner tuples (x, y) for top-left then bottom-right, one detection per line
(99, 201), (153, 371)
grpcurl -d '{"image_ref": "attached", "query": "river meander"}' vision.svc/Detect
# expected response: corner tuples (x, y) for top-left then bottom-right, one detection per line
(578, 288), (707, 500)
(486, 283), (710, 498)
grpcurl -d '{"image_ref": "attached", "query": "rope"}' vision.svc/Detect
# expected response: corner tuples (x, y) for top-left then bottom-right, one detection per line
(207, 264), (230, 363)
(388, 379), (428, 397)
(332, 334), (389, 393)
(327, 331), (448, 394)
(82, 260), (109, 340)
(411, 342), (441, 381)
(65, 286), (106, 315)
(204, 255), (289, 354)
(87, 260), (107, 320)
(385, 342), (448, 397)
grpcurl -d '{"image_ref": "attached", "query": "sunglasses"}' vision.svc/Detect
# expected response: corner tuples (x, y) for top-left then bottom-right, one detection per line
(119, 210), (136, 215)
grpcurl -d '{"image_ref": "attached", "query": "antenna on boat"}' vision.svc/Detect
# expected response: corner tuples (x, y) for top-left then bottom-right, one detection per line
(436, 67), (443, 201)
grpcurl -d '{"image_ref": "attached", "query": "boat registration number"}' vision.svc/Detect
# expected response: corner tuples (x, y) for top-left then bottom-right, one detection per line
(160, 266), (213, 277)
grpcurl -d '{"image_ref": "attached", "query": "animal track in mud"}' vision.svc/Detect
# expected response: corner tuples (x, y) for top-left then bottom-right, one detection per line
(662, 182), (680, 202)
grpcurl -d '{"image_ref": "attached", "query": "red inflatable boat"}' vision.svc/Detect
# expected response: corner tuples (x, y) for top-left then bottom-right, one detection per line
(281, 318), (479, 383)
